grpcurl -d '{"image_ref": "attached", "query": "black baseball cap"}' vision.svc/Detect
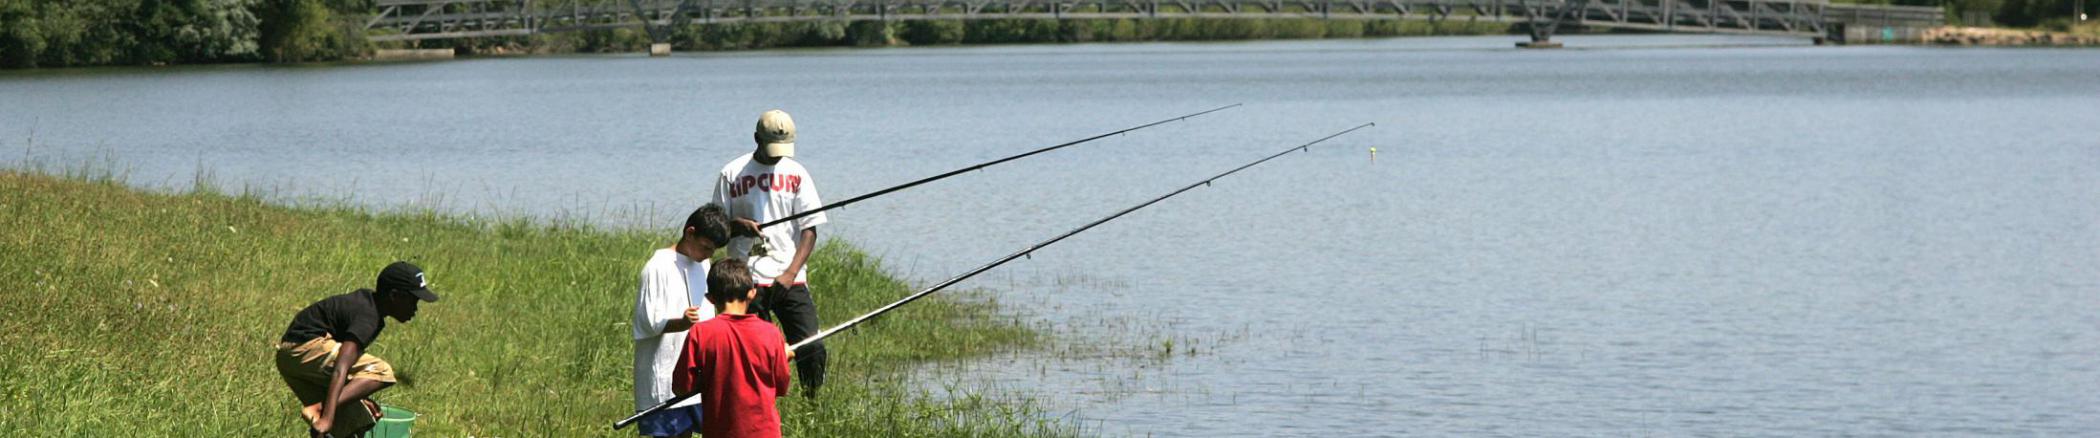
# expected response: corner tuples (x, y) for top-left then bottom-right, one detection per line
(377, 261), (441, 302)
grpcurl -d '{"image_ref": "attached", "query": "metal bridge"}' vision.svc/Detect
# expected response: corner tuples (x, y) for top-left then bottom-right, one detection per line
(368, 0), (1895, 45)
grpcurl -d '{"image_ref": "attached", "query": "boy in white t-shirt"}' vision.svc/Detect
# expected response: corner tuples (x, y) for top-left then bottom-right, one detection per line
(631, 204), (733, 437)
(713, 109), (829, 397)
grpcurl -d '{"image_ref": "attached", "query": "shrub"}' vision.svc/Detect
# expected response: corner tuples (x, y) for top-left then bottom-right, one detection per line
(898, 19), (966, 44)
(847, 20), (894, 46)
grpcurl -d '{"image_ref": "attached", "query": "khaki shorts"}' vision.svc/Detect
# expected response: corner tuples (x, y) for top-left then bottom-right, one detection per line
(275, 335), (396, 434)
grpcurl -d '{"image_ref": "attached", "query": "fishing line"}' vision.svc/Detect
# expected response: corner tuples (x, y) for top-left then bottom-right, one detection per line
(756, 104), (1244, 229)
(617, 122), (1374, 430)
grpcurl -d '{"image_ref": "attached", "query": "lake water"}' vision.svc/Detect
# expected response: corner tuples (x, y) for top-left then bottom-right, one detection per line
(5, 34), (2097, 436)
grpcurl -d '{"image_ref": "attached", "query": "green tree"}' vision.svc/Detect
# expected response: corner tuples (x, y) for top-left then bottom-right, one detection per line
(846, 21), (893, 46)
(174, 0), (263, 61)
(0, 0), (45, 67)
(0, 0), (262, 67)
(38, 1), (134, 66)
(898, 19), (965, 45)
(1995, 0), (2087, 25)
(254, 0), (365, 62)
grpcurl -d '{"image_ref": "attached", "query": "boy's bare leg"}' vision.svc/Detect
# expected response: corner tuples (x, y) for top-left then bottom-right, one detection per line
(315, 379), (392, 433)
(329, 379), (392, 412)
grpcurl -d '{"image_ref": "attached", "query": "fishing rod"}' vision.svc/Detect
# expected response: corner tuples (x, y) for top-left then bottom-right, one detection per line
(755, 104), (1243, 230)
(615, 122), (1375, 430)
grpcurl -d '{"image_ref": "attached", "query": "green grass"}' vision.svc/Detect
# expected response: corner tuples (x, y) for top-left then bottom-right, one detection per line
(0, 169), (1068, 436)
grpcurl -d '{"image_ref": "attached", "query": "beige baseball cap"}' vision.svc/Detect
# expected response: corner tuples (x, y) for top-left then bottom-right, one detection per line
(755, 109), (796, 158)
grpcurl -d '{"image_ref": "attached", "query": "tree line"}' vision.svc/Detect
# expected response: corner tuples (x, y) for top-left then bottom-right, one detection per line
(3, 0), (2093, 69)
(1837, 0), (2090, 27)
(0, 0), (370, 68)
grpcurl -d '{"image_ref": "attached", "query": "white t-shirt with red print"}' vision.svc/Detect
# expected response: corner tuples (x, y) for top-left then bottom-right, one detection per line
(713, 152), (828, 286)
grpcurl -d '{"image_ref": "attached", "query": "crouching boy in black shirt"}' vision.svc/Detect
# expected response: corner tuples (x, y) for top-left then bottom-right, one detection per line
(274, 261), (440, 437)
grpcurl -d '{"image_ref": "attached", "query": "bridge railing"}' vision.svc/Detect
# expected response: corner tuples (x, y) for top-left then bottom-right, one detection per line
(1818, 3), (1943, 43)
(367, 0), (1832, 41)
(1823, 3), (1943, 27)
(1560, 0), (1828, 34)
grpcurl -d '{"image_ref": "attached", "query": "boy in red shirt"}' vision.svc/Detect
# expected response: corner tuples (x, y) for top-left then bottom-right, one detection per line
(674, 259), (794, 438)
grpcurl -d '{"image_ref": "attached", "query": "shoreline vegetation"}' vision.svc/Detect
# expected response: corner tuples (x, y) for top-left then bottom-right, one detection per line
(1916, 23), (2100, 44)
(433, 18), (1514, 55)
(0, 4), (1518, 69)
(0, 167), (1070, 436)
(1, 0), (2094, 68)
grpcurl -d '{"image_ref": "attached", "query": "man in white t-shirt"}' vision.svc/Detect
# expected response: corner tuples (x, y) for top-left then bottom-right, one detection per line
(631, 204), (732, 437)
(713, 109), (830, 397)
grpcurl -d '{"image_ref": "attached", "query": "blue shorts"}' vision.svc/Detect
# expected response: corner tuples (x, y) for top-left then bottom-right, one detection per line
(636, 405), (702, 437)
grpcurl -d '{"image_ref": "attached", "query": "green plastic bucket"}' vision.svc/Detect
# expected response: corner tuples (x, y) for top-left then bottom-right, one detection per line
(363, 405), (417, 438)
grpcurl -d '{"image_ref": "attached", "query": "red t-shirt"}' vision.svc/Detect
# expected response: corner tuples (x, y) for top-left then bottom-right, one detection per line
(673, 313), (791, 438)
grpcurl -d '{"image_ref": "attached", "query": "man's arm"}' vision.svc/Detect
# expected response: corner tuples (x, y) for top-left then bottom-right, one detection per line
(314, 339), (362, 434)
(775, 227), (817, 286)
(717, 172), (760, 237)
(778, 168), (825, 284)
(732, 218), (761, 238)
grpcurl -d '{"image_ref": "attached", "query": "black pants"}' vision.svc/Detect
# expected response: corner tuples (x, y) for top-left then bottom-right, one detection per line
(755, 283), (826, 395)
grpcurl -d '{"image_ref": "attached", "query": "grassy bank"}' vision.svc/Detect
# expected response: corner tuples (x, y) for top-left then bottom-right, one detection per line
(0, 169), (1063, 436)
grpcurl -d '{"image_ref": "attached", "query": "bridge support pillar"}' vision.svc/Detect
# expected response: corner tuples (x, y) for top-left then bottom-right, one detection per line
(1514, 0), (1585, 48)
(1517, 39), (1564, 48)
(1516, 22), (1566, 48)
